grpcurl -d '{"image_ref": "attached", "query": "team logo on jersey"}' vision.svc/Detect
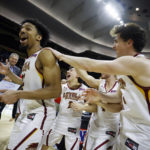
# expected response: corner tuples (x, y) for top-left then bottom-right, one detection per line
(125, 138), (139, 150)
(27, 113), (36, 120)
(106, 131), (116, 137)
(68, 127), (77, 134)
(63, 92), (80, 101)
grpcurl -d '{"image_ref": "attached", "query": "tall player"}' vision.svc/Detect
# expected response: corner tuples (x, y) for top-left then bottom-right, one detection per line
(44, 67), (89, 150)
(0, 19), (61, 150)
(72, 70), (120, 150)
(51, 23), (150, 150)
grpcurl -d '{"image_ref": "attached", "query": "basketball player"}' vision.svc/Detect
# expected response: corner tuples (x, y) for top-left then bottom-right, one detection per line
(52, 23), (150, 150)
(43, 67), (88, 150)
(72, 70), (120, 150)
(0, 19), (61, 150)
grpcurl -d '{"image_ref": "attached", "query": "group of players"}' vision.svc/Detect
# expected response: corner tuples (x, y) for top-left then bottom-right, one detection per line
(0, 18), (149, 150)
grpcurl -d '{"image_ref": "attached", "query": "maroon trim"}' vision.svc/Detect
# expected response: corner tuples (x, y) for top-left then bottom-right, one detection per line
(40, 100), (47, 130)
(94, 139), (109, 150)
(128, 76), (150, 114)
(14, 128), (37, 150)
(134, 53), (139, 57)
(108, 81), (117, 92)
(71, 138), (78, 150)
(46, 129), (52, 146)
(40, 79), (47, 130)
(128, 76), (150, 89)
(105, 81), (118, 93)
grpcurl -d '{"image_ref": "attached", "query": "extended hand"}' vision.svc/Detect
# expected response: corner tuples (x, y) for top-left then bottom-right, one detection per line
(0, 60), (10, 75)
(71, 102), (83, 112)
(82, 88), (101, 104)
(51, 49), (63, 60)
(0, 90), (19, 104)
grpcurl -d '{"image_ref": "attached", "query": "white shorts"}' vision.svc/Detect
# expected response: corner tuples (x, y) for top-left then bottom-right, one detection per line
(84, 133), (117, 150)
(47, 132), (80, 150)
(112, 134), (150, 150)
(8, 111), (55, 150)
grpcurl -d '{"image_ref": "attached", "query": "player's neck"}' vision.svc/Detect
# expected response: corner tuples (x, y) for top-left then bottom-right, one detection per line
(27, 43), (42, 57)
(68, 80), (81, 89)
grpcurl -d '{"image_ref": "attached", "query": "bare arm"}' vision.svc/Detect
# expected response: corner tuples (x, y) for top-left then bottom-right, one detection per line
(0, 49), (61, 104)
(75, 68), (100, 89)
(96, 102), (122, 113)
(0, 62), (23, 85)
(71, 102), (97, 113)
(52, 50), (146, 77)
(84, 88), (122, 105)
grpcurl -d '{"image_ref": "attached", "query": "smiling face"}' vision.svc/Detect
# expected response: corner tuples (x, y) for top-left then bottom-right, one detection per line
(19, 22), (42, 48)
(9, 55), (18, 67)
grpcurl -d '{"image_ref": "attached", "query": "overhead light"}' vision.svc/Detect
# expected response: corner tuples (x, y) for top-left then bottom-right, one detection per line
(135, 7), (140, 11)
(120, 20), (124, 25)
(105, 4), (120, 19)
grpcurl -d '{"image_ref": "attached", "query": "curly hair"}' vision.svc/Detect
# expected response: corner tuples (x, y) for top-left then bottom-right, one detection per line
(21, 18), (50, 47)
(110, 23), (146, 52)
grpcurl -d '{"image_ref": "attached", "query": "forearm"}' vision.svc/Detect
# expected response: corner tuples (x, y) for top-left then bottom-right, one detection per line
(100, 91), (122, 103)
(7, 69), (23, 85)
(97, 102), (122, 113)
(61, 55), (101, 72)
(80, 103), (97, 112)
(16, 86), (61, 100)
(76, 69), (99, 89)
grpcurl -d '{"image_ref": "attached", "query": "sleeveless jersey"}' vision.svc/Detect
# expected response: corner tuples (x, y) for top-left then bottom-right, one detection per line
(118, 75), (150, 148)
(20, 50), (56, 115)
(89, 79), (120, 137)
(54, 83), (87, 136)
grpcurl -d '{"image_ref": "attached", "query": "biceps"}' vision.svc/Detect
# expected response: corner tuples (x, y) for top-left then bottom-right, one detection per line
(43, 65), (61, 87)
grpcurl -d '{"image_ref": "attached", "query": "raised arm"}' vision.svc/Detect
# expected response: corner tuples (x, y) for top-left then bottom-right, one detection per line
(75, 68), (100, 89)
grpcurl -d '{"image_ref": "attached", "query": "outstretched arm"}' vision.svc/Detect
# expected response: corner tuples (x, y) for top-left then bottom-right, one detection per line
(52, 50), (145, 77)
(75, 68), (100, 89)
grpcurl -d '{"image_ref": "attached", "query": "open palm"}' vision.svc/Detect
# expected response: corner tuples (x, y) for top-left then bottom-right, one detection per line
(0, 61), (9, 75)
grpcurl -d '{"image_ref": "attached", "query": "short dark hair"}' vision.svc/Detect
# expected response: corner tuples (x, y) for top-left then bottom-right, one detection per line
(21, 18), (50, 47)
(110, 23), (146, 52)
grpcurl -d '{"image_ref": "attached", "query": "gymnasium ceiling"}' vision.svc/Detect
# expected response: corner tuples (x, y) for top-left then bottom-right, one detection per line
(0, 0), (150, 58)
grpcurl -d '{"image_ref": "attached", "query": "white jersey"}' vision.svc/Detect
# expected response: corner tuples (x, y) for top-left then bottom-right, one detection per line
(118, 75), (150, 150)
(8, 50), (57, 150)
(20, 50), (56, 116)
(89, 79), (120, 137)
(54, 83), (87, 136)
